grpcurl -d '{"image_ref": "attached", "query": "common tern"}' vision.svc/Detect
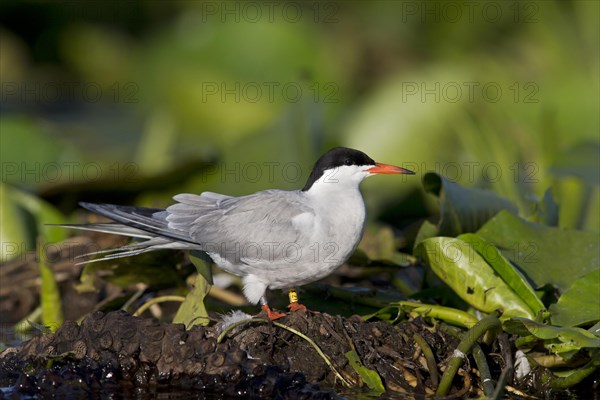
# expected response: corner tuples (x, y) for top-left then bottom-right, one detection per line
(65, 147), (415, 319)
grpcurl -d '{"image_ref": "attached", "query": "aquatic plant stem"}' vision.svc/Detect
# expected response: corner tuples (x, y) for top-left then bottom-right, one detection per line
(413, 332), (439, 387)
(132, 295), (185, 317)
(436, 315), (501, 396)
(472, 343), (494, 397)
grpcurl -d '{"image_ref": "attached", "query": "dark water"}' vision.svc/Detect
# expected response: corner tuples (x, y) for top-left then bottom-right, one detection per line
(1, 384), (598, 399)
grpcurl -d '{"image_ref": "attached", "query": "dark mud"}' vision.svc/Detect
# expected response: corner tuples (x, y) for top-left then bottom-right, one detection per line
(0, 310), (473, 399)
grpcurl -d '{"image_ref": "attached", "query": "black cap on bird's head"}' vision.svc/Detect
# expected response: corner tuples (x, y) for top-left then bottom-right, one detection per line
(302, 147), (414, 191)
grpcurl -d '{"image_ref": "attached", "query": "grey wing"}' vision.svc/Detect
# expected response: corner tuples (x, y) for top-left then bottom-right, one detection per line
(166, 190), (315, 266)
(165, 192), (233, 232)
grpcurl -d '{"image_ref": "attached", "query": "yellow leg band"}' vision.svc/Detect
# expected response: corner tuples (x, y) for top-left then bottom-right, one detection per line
(288, 288), (299, 304)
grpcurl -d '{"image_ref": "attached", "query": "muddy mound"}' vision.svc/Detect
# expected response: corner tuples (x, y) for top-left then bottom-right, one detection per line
(0, 310), (471, 398)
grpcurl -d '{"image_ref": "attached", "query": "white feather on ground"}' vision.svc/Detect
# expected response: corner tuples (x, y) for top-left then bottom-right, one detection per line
(216, 310), (254, 335)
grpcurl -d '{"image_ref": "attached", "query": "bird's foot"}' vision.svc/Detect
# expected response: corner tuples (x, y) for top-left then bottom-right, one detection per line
(287, 288), (307, 313)
(288, 302), (308, 313)
(261, 304), (286, 320)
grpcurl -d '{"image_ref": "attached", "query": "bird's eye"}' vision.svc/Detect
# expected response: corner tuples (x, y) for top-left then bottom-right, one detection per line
(344, 159), (352, 166)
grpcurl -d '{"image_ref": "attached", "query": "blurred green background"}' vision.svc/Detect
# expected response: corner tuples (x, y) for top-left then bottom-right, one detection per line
(1, 0), (598, 248)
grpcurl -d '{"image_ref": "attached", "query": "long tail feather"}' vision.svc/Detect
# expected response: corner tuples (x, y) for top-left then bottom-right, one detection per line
(74, 238), (199, 265)
(51, 223), (155, 239)
(53, 202), (202, 265)
(79, 202), (196, 244)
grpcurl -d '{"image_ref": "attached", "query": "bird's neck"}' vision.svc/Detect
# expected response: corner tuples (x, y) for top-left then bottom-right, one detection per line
(304, 179), (367, 257)
(304, 178), (363, 201)
(304, 179), (366, 223)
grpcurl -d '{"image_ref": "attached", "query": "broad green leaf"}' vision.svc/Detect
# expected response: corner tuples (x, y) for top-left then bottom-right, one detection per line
(173, 273), (211, 328)
(345, 350), (385, 393)
(478, 211), (599, 291)
(505, 318), (600, 356)
(458, 233), (545, 316)
(416, 237), (534, 319)
(423, 173), (518, 237)
(550, 270), (600, 327)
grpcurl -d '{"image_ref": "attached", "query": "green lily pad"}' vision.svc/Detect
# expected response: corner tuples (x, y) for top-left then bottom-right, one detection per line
(458, 233), (545, 316)
(416, 237), (535, 319)
(423, 172), (518, 237)
(477, 210), (599, 292)
(550, 270), (600, 327)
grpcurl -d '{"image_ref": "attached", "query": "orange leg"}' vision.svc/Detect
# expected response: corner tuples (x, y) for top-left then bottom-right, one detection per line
(261, 304), (286, 320)
(287, 288), (308, 313)
(288, 302), (308, 312)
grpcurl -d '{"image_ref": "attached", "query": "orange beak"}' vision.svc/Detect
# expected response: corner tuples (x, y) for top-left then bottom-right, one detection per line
(366, 163), (415, 175)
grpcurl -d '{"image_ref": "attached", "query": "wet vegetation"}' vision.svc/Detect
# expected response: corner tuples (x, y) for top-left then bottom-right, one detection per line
(1, 1), (599, 398)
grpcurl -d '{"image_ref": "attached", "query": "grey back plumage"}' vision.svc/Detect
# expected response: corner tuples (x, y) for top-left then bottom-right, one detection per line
(166, 190), (314, 266)
(74, 190), (315, 270)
